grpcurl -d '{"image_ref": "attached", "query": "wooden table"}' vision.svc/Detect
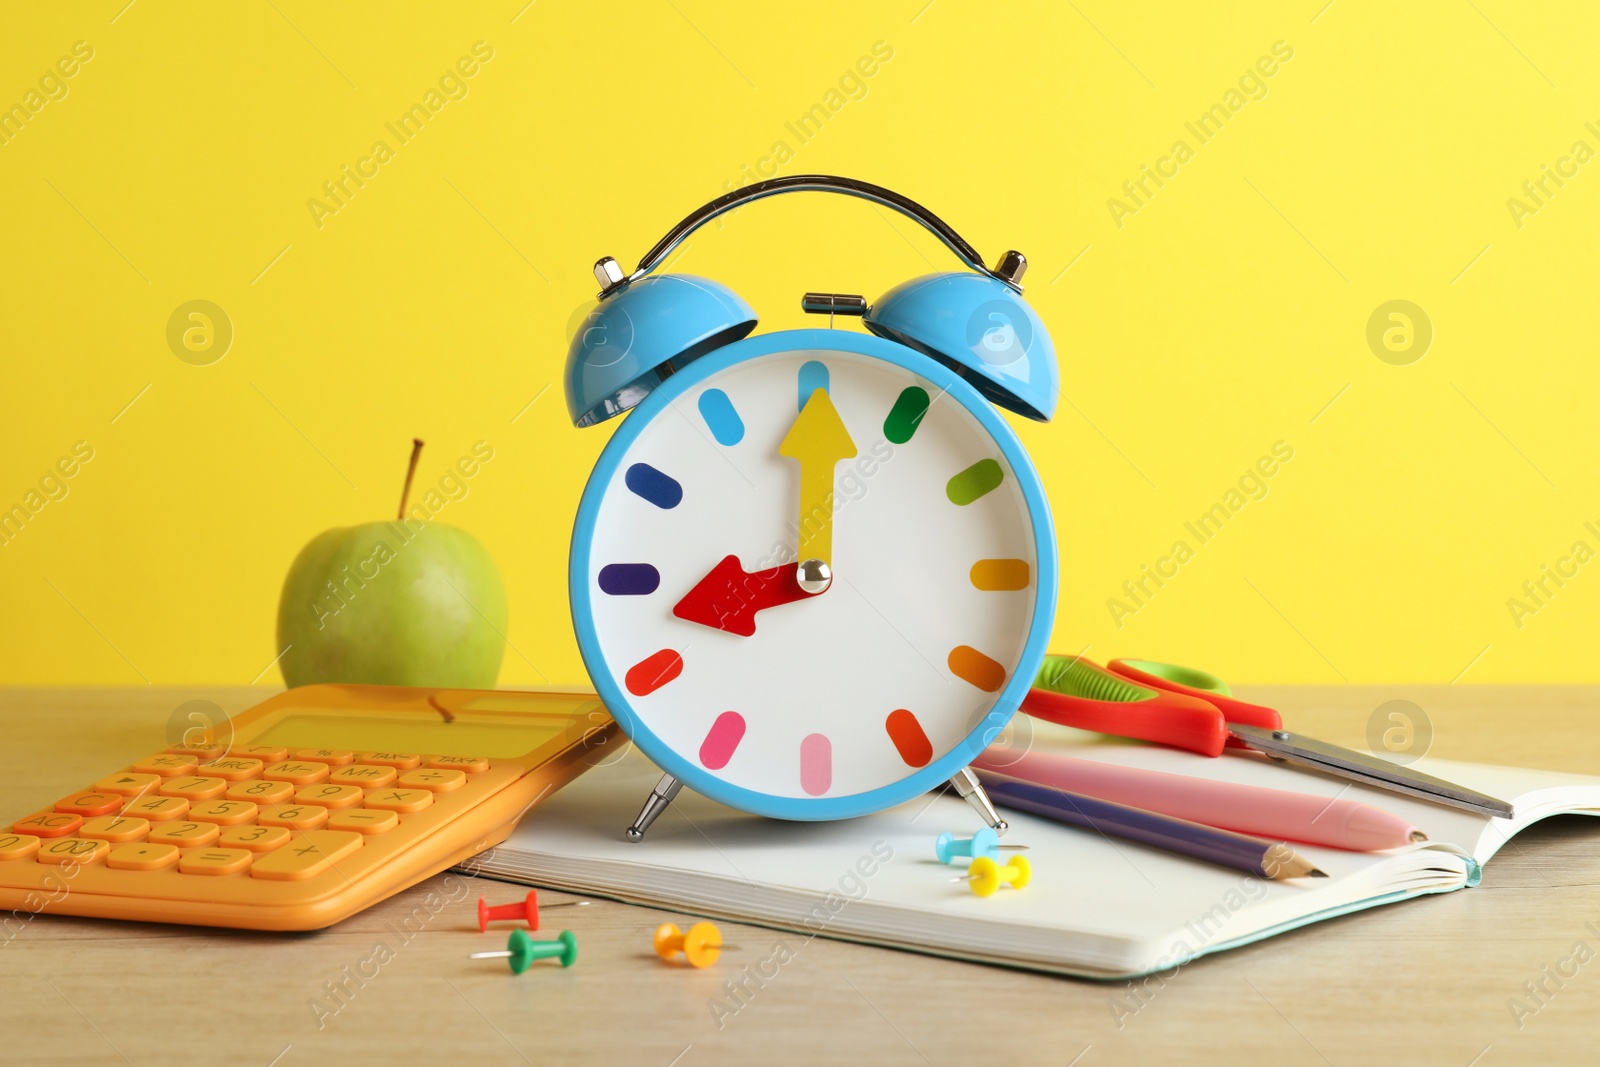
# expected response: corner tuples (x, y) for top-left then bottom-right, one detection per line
(2, 686), (1597, 1066)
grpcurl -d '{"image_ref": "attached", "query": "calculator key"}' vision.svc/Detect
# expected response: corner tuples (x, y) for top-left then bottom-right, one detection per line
(362, 788), (432, 814)
(250, 830), (362, 881)
(188, 800), (258, 826)
(328, 765), (397, 788)
(227, 779), (294, 805)
(327, 809), (398, 835)
(397, 768), (466, 793)
(54, 792), (124, 817)
(132, 753), (199, 777)
(362, 752), (422, 770)
(148, 821), (220, 848)
(167, 742), (227, 761)
(94, 773), (162, 797)
(295, 784), (364, 809)
(178, 847), (253, 876)
(160, 776), (228, 802)
(195, 758), (264, 782)
(107, 842), (180, 871)
(428, 755), (489, 774)
(124, 796), (189, 822)
(12, 812), (82, 838)
(260, 761), (331, 786)
(0, 834), (40, 860)
(79, 816), (150, 843)
(233, 745), (289, 762)
(294, 748), (355, 767)
(36, 837), (109, 866)
(257, 805), (329, 831)
(219, 825), (291, 852)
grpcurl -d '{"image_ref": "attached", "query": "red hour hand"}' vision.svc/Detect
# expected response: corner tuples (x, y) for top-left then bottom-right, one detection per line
(673, 554), (816, 637)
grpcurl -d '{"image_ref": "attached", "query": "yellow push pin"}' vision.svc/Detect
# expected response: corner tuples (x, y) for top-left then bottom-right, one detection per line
(653, 921), (734, 968)
(953, 855), (1031, 898)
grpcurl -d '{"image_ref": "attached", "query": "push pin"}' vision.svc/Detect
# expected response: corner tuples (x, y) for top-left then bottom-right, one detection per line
(469, 928), (578, 973)
(934, 828), (1031, 865)
(476, 890), (591, 932)
(653, 921), (735, 968)
(952, 855), (1032, 898)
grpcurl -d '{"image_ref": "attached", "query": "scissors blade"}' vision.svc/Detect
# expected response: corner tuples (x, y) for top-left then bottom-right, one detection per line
(1227, 724), (1516, 819)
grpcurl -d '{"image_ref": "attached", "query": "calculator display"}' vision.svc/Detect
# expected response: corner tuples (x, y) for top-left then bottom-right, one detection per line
(253, 712), (585, 757)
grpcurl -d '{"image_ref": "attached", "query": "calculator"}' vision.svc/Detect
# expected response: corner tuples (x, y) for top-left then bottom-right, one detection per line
(0, 684), (617, 930)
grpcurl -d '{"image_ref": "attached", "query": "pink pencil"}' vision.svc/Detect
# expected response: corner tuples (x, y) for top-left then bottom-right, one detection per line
(972, 749), (1426, 851)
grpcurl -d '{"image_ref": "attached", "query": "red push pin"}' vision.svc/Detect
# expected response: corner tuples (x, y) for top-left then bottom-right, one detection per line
(477, 891), (590, 932)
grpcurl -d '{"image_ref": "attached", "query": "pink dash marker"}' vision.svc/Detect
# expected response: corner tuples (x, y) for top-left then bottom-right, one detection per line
(799, 733), (832, 796)
(699, 712), (746, 770)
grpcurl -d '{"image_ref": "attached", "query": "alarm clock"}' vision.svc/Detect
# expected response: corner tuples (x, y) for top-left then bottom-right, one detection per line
(563, 176), (1059, 840)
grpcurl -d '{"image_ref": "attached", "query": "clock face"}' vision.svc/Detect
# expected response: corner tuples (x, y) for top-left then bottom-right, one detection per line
(571, 330), (1056, 819)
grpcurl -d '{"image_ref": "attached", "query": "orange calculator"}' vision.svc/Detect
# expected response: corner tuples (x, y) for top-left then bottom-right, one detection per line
(0, 684), (617, 930)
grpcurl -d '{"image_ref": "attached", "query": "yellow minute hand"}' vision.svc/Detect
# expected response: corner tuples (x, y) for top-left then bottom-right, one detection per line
(778, 388), (858, 574)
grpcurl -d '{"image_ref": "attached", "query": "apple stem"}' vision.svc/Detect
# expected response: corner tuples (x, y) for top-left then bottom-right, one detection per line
(398, 438), (424, 519)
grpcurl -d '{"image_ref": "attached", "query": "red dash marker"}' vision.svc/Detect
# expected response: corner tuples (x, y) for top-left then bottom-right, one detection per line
(625, 650), (684, 696)
(885, 709), (932, 767)
(673, 554), (814, 637)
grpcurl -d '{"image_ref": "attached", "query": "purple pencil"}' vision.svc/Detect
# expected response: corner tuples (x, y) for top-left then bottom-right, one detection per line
(979, 773), (1326, 880)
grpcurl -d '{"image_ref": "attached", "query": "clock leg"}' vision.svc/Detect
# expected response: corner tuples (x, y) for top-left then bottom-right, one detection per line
(949, 767), (1009, 837)
(624, 772), (683, 842)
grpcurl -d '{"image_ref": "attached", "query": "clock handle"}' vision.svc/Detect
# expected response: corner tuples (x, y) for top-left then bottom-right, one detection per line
(624, 772), (683, 842)
(603, 175), (1026, 296)
(949, 767), (1009, 837)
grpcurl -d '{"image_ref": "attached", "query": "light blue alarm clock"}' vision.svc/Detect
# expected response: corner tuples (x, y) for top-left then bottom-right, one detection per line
(563, 176), (1059, 840)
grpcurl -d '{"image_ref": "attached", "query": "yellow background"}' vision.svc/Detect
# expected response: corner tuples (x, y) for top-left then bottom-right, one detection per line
(2, 1), (1597, 686)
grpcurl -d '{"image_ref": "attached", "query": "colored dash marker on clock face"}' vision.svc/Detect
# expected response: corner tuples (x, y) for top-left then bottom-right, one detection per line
(949, 645), (1006, 692)
(970, 558), (1030, 591)
(625, 463), (682, 509)
(799, 733), (832, 796)
(885, 709), (932, 767)
(598, 563), (661, 596)
(947, 459), (1005, 506)
(625, 649), (684, 696)
(699, 712), (746, 770)
(883, 386), (930, 444)
(698, 388), (744, 446)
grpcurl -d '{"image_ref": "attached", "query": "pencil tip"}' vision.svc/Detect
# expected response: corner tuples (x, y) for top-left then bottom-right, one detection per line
(1309, 868), (1329, 878)
(1411, 831), (1428, 843)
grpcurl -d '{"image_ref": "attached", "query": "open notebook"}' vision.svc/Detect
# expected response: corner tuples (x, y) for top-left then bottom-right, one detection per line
(460, 721), (1600, 979)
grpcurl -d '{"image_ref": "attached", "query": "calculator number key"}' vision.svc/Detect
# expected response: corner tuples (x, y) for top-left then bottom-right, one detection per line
(124, 796), (189, 822)
(79, 816), (151, 842)
(227, 779), (295, 805)
(148, 821), (221, 848)
(160, 776), (228, 801)
(295, 784), (364, 809)
(0, 834), (41, 860)
(219, 825), (292, 852)
(188, 800), (258, 826)
(36, 837), (110, 866)
(257, 805), (329, 831)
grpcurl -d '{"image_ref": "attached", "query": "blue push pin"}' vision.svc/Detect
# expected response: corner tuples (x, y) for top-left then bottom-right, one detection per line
(935, 828), (1028, 865)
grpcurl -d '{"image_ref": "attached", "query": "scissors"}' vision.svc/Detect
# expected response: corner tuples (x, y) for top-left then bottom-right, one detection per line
(1020, 655), (1514, 819)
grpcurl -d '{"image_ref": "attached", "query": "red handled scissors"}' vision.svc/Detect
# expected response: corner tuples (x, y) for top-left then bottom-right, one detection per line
(1021, 655), (1514, 819)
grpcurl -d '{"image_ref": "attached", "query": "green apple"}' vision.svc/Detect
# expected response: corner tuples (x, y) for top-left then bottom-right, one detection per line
(276, 440), (507, 689)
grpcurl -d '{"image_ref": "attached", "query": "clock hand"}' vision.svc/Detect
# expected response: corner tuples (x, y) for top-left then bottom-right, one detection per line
(673, 554), (814, 637)
(778, 388), (857, 583)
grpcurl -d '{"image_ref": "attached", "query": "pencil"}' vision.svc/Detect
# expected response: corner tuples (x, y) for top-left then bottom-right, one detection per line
(978, 773), (1327, 880)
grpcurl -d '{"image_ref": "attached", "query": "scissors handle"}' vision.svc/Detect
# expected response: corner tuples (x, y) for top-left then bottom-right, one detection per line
(1108, 659), (1282, 734)
(1021, 656), (1231, 757)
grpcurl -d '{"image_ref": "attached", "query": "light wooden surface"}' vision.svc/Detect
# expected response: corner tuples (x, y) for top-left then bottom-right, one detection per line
(2, 686), (1598, 1066)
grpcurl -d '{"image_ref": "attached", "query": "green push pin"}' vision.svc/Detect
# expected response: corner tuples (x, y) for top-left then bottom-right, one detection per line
(470, 928), (578, 973)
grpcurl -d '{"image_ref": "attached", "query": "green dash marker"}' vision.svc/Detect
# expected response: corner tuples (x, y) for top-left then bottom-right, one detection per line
(947, 459), (1004, 506)
(883, 386), (930, 444)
